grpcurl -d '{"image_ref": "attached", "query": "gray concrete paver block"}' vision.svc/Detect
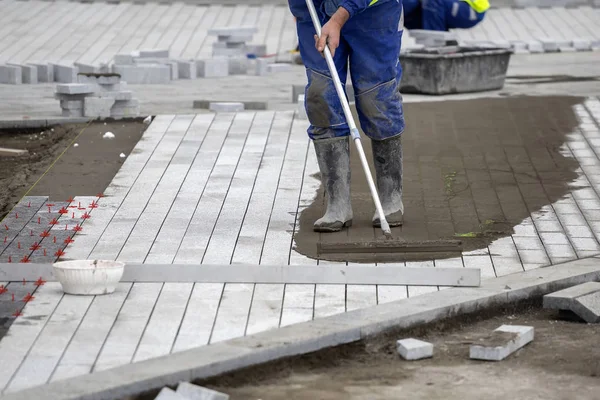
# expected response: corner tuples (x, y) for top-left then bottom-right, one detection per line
(0, 65), (22, 84)
(575, 292), (600, 323)
(245, 44), (267, 57)
(84, 97), (115, 118)
(27, 63), (53, 82)
(139, 49), (169, 58)
(51, 63), (79, 83)
(543, 282), (600, 323)
(60, 100), (84, 110)
(114, 54), (135, 65)
(176, 382), (229, 400)
(55, 83), (96, 94)
(74, 62), (99, 73)
(196, 59), (228, 78)
(154, 387), (187, 400)
(228, 57), (248, 75)
(7, 64), (37, 84)
(396, 338), (433, 361)
(78, 74), (120, 85)
(209, 102), (244, 112)
(177, 60), (196, 79)
(62, 109), (84, 117)
(469, 325), (534, 361)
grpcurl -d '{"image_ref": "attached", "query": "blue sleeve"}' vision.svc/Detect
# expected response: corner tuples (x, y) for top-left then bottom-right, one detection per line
(338, 0), (375, 18)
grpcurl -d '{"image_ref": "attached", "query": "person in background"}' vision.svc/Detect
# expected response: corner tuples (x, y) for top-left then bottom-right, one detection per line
(403, 0), (489, 31)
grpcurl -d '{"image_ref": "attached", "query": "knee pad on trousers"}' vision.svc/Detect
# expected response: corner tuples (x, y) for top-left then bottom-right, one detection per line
(355, 77), (405, 140)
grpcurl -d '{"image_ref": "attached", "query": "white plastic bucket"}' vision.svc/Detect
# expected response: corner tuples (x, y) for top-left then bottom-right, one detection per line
(52, 260), (125, 295)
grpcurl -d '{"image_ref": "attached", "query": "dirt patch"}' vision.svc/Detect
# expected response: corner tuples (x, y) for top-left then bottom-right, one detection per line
(294, 96), (583, 263)
(0, 119), (147, 222)
(193, 302), (600, 400)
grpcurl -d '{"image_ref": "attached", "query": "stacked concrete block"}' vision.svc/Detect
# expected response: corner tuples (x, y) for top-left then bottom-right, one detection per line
(55, 74), (139, 118)
(297, 95), (307, 120)
(51, 63), (79, 83)
(113, 54), (135, 65)
(209, 26), (258, 73)
(28, 63), (53, 82)
(572, 39), (593, 51)
(166, 61), (179, 80)
(0, 64), (22, 84)
(255, 58), (269, 76)
(246, 44), (267, 57)
(7, 63), (37, 84)
(196, 59), (228, 78)
(139, 49), (169, 58)
(177, 60), (196, 79)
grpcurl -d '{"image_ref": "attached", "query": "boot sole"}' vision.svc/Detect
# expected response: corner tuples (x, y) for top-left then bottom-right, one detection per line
(373, 220), (403, 228)
(314, 220), (353, 233)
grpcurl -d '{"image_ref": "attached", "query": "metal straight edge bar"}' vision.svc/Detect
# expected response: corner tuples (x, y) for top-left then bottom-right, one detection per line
(0, 263), (481, 286)
(2, 256), (599, 400)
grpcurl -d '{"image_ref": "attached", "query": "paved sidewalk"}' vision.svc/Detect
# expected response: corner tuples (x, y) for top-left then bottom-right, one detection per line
(1, 97), (600, 393)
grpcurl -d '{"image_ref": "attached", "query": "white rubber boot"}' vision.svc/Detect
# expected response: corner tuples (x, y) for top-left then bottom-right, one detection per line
(313, 136), (353, 232)
(371, 134), (404, 227)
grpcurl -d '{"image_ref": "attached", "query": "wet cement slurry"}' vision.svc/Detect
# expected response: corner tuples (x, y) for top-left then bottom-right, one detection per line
(294, 96), (583, 263)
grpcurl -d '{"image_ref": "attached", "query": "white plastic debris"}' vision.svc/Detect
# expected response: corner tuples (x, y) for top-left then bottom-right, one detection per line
(74, 143), (79, 147)
(143, 116), (152, 124)
(51, 128), (54, 132)
(104, 122), (107, 125)
(120, 153), (126, 158)
(103, 132), (115, 139)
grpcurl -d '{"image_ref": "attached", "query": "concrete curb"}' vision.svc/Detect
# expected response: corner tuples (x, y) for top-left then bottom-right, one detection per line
(0, 117), (92, 129)
(1, 257), (599, 400)
(0, 263), (480, 286)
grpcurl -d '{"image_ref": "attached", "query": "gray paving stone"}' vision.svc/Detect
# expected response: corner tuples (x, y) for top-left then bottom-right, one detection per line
(213, 46), (246, 57)
(60, 100), (84, 110)
(176, 382), (229, 400)
(575, 292), (600, 323)
(255, 58), (269, 76)
(166, 60), (178, 80)
(139, 49), (169, 58)
(62, 109), (84, 117)
(527, 41), (544, 53)
(97, 90), (133, 101)
(246, 44), (267, 57)
(396, 338), (433, 361)
(112, 65), (171, 84)
(27, 62), (53, 83)
(7, 64), (37, 84)
(155, 387), (187, 400)
(539, 39), (559, 52)
(209, 102), (244, 112)
(196, 59), (228, 78)
(543, 281), (600, 323)
(114, 54), (135, 65)
(572, 39), (592, 51)
(55, 83), (96, 95)
(74, 62), (99, 74)
(469, 325), (534, 361)
(51, 63), (79, 83)
(84, 97), (115, 118)
(228, 57), (248, 75)
(177, 60), (196, 79)
(0, 65), (22, 84)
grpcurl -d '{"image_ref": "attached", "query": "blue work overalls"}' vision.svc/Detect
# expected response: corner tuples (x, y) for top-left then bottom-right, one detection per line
(403, 0), (486, 31)
(289, 0), (405, 141)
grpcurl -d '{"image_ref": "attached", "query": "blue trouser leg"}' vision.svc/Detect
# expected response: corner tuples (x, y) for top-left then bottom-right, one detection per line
(345, 0), (405, 140)
(289, 0), (405, 141)
(407, 0), (485, 31)
(446, 0), (485, 29)
(289, 0), (350, 140)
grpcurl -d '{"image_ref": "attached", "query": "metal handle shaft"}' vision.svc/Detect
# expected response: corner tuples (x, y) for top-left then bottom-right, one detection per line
(305, 0), (391, 237)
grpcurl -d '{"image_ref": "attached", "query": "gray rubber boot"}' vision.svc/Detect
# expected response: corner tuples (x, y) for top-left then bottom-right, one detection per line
(371, 134), (404, 227)
(313, 136), (353, 232)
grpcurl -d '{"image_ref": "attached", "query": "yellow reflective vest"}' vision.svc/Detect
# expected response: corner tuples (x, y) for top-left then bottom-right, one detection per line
(461, 0), (490, 13)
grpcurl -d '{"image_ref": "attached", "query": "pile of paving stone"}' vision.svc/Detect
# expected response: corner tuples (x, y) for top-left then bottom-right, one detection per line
(55, 73), (139, 118)
(0, 26), (292, 85)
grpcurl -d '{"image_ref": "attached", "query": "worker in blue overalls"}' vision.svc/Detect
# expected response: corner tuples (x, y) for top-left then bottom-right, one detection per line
(289, 0), (405, 232)
(402, 0), (489, 31)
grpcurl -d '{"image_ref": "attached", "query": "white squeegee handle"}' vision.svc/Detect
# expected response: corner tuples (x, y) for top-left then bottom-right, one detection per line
(305, 0), (391, 237)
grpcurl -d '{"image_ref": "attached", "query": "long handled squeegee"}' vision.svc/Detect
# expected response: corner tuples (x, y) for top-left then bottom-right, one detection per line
(305, 0), (392, 238)
(305, 0), (463, 254)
